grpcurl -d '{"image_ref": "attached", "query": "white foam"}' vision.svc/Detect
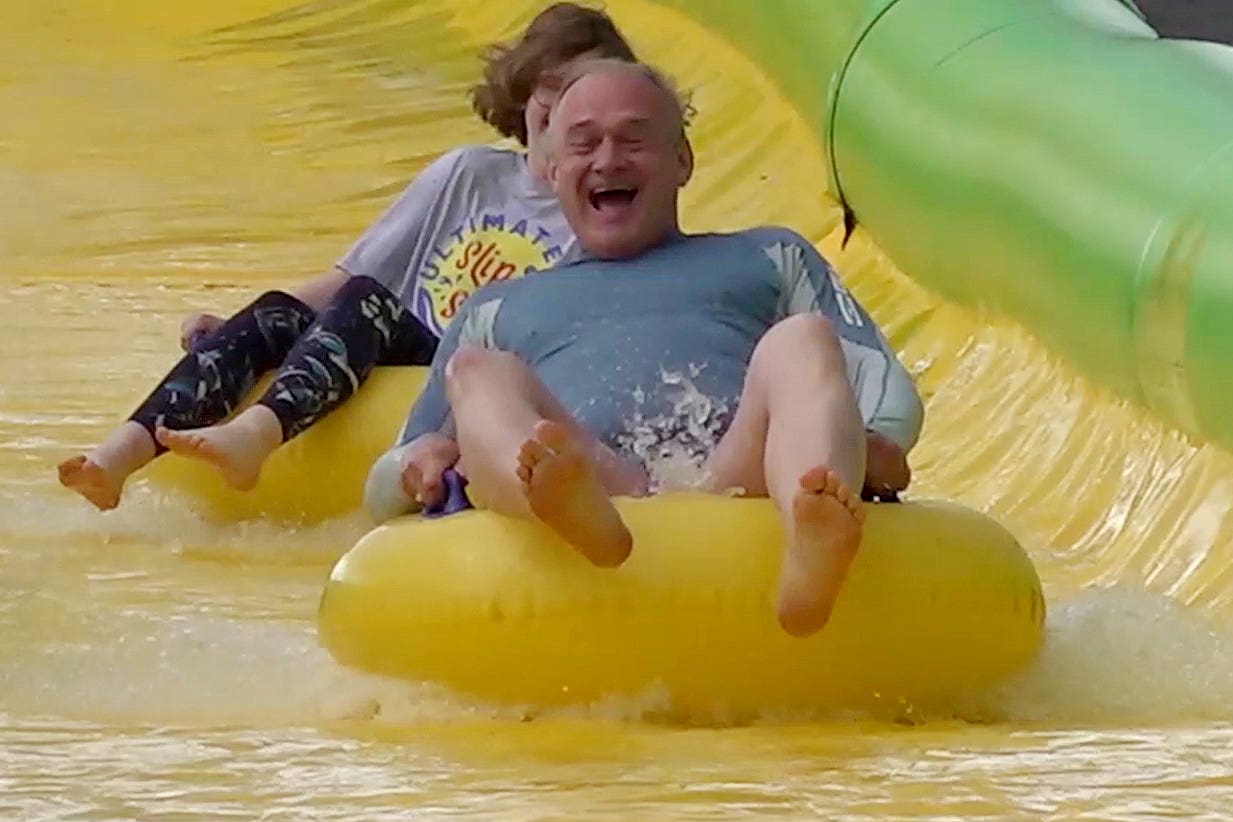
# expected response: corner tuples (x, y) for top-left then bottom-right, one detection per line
(0, 478), (367, 566)
(617, 367), (731, 493)
(963, 586), (1233, 725)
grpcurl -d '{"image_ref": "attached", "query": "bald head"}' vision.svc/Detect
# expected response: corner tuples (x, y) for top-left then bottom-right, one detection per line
(544, 60), (694, 260)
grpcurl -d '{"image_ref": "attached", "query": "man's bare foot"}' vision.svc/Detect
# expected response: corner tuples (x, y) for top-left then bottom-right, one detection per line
(515, 420), (633, 568)
(776, 466), (865, 637)
(156, 409), (281, 491)
(57, 455), (124, 511)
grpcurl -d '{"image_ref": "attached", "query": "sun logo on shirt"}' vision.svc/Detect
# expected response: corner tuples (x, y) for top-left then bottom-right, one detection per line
(413, 213), (566, 335)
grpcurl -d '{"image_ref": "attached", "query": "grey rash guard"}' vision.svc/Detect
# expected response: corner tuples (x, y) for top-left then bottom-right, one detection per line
(399, 227), (922, 451)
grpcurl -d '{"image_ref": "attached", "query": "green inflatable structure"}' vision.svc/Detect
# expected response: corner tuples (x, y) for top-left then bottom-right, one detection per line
(656, 0), (1233, 451)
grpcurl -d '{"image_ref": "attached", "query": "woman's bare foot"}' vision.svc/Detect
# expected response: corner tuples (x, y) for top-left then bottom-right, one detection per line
(57, 421), (157, 511)
(58, 456), (124, 510)
(776, 466), (865, 637)
(156, 406), (283, 491)
(515, 420), (633, 568)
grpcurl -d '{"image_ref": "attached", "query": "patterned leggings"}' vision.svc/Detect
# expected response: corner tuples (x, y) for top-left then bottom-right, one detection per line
(130, 276), (437, 452)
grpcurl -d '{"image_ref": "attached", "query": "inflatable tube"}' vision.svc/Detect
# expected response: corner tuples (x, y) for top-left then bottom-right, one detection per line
(318, 495), (1044, 717)
(141, 368), (429, 523)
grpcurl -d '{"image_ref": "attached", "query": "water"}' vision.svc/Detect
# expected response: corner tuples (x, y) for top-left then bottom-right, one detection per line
(6, 0), (1233, 818)
(619, 367), (732, 492)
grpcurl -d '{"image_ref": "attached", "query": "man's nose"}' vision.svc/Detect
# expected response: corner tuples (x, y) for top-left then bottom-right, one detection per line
(591, 136), (624, 171)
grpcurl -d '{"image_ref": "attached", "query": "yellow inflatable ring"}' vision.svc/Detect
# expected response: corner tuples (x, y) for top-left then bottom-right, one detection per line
(319, 494), (1044, 717)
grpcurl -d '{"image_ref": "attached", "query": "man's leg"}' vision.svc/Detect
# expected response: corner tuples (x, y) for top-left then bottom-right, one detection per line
(157, 276), (432, 489)
(703, 314), (867, 636)
(58, 290), (314, 509)
(444, 347), (647, 567)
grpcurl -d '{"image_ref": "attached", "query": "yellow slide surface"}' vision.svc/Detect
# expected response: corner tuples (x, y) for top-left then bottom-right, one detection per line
(11, 1), (1233, 814)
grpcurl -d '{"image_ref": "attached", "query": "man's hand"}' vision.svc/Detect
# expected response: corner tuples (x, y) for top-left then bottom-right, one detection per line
(864, 431), (911, 498)
(399, 433), (460, 509)
(180, 313), (224, 351)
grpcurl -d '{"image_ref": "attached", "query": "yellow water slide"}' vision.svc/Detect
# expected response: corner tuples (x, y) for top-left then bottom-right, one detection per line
(10, 1), (1233, 815)
(8, 0), (1233, 715)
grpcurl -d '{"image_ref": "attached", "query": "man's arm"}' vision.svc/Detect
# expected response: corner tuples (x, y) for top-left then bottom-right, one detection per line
(363, 293), (504, 521)
(396, 295), (478, 446)
(363, 432), (460, 522)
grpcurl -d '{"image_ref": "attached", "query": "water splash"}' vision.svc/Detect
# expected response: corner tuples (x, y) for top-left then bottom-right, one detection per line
(616, 367), (733, 493)
(965, 586), (1233, 726)
(0, 479), (366, 566)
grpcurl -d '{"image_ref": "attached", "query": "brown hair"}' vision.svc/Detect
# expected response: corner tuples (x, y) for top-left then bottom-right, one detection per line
(470, 3), (636, 145)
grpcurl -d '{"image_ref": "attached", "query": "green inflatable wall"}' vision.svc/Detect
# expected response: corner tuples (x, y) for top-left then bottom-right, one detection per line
(657, 0), (1233, 451)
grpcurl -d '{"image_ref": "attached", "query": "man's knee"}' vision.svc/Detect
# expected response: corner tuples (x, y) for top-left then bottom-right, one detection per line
(444, 347), (519, 396)
(776, 313), (839, 342)
(752, 314), (843, 366)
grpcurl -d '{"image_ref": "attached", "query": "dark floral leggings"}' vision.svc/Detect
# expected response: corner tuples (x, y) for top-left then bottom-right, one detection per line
(130, 275), (437, 451)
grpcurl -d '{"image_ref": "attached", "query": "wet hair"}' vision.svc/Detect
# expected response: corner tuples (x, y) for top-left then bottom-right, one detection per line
(550, 58), (694, 145)
(470, 3), (637, 146)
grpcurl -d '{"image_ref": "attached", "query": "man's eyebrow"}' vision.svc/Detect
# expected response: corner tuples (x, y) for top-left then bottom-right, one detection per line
(562, 119), (595, 136)
(621, 117), (654, 129)
(558, 114), (662, 139)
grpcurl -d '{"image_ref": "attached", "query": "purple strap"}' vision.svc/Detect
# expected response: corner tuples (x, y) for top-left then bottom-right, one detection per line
(421, 468), (474, 518)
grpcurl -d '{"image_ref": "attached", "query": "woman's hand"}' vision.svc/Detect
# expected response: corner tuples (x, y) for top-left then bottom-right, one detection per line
(399, 433), (461, 509)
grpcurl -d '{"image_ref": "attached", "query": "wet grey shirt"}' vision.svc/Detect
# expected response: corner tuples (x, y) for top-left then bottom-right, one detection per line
(398, 228), (923, 453)
(338, 146), (580, 336)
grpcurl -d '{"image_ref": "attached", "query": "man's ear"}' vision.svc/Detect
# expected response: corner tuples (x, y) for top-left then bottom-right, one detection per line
(677, 137), (695, 187)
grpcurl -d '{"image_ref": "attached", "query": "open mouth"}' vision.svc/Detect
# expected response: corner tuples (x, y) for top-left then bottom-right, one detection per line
(588, 187), (638, 213)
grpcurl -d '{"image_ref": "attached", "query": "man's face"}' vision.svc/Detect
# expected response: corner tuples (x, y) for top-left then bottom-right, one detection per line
(524, 51), (604, 157)
(548, 69), (692, 260)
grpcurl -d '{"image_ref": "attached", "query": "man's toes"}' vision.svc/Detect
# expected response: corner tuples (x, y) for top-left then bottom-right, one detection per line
(517, 435), (552, 467)
(798, 465), (832, 494)
(823, 470), (843, 497)
(531, 420), (573, 453)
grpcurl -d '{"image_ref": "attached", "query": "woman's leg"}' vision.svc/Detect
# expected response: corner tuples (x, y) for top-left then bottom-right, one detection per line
(157, 276), (435, 489)
(703, 314), (867, 637)
(58, 291), (314, 509)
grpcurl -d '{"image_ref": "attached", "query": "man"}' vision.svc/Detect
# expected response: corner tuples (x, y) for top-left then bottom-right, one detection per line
(367, 59), (923, 637)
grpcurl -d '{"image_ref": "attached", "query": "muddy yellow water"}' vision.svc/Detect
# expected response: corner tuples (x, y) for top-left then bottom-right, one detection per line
(5, 0), (1233, 818)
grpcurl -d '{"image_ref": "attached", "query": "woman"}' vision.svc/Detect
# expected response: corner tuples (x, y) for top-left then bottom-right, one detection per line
(58, 3), (637, 510)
